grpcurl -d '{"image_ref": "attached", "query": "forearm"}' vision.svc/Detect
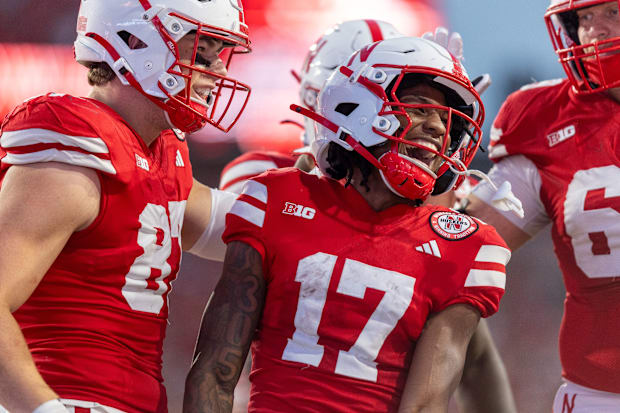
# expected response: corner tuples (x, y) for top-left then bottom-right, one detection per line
(398, 346), (463, 413)
(183, 294), (261, 413)
(455, 321), (516, 413)
(183, 242), (265, 413)
(184, 348), (237, 413)
(456, 359), (516, 413)
(398, 305), (480, 413)
(0, 308), (58, 413)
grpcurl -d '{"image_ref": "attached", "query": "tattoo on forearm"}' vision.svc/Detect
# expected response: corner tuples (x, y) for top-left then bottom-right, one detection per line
(184, 241), (266, 413)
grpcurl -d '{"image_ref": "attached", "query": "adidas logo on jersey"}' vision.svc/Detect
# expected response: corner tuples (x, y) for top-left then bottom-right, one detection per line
(282, 202), (315, 220)
(135, 153), (149, 171)
(415, 240), (442, 258)
(175, 149), (185, 167)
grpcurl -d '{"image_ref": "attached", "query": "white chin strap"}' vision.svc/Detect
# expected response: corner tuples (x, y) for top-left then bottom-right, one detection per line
(449, 160), (524, 218)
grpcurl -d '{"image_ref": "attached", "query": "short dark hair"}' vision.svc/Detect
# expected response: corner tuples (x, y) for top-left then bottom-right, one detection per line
(86, 62), (116, 86)
(326, 141), (374, 193)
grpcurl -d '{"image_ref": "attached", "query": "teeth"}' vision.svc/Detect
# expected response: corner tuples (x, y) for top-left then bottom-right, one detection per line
(410, 139), (438, 152)
(193, 87), (210, 99)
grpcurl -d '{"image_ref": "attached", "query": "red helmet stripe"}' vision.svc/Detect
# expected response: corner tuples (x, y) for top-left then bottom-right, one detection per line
(290, 104), (338, 133)
(364, 20), (384, 42)
(237, 0), (244, 25)
(139, 0), (152, 11)
(86, 32), (120, 60)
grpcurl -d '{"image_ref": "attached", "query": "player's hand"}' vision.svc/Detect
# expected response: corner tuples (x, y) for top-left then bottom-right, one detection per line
(422, 26), (463, 61)
(32, 399), (70, 413)
(472, 73), (492, 95)
(422, 27), (492, 96)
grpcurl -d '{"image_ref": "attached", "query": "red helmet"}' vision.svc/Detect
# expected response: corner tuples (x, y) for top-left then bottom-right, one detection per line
(545, 0), (620, 93)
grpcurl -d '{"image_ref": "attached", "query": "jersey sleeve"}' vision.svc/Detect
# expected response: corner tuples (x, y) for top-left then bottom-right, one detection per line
(488, 79), (564, 161)
(222, 176), (271, 271)
(438, 226), (511, 318)
(0, 94), (116, 175)
(219, 151), (296, 194)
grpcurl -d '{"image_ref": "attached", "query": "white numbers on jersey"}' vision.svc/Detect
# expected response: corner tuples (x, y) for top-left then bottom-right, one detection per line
(122, 201), (186, 314)
(281, 252), (416, 382)
(564, 166), (620, 278)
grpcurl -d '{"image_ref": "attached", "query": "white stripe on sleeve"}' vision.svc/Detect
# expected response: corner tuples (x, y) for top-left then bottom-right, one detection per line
(219, 160), (278, 189)
(3, 149), (116, 174)
(475, 245), (511, 265)
(224, 180), (248, 195)
(464, 269), (506, 289)
(229, 200), (265, 228)
(1, 128), (110, 153)
(241, 180), (268, 204)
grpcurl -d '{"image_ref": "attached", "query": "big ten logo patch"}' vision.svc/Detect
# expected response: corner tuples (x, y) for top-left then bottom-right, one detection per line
(430, 211), (478, 240)
(282, 202), (316, 220)
(547, 124), (575, 147)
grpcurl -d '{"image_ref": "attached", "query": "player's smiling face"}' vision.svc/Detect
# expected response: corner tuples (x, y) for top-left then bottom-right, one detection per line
(577, 1), (620, 55)
(177, 33), (227, 105)
(394, 82), (450, 174)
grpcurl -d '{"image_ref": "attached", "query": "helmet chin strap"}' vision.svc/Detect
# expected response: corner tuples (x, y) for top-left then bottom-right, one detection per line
(341, 135), (441, 202)
(582, 52), (620, 92)
(163, 94), (210, 133)
(376, 152), (437, 201)
(290, 103), (441, 202)
(449, 159), (524, 218)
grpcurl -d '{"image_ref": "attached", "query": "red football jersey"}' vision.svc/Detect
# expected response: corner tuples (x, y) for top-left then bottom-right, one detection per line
(219, 150), (296, 193)
(223, 168), (510, 412)
(489, 79), (620, 392)
(0, 93), (193, 412)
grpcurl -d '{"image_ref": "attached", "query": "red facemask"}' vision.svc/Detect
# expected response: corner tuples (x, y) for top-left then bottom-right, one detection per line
(581, 51), (620, 91)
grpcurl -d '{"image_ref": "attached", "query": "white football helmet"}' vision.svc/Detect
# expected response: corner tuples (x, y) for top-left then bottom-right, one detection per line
(546, 0), (620, 93)
(291, 37), (484, 202)
(292, 20), (403, 146)
(74, 0), (251, 133)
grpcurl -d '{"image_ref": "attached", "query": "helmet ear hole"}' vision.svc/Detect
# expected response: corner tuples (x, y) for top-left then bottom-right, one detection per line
(117, 31), (148, 50)
(335, 103), (359, 116)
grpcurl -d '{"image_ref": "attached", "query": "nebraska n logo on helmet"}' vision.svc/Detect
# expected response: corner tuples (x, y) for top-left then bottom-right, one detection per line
(546, 0), (620, 93)
(74, 0), (252, 134)
(291, 36), (485, 203)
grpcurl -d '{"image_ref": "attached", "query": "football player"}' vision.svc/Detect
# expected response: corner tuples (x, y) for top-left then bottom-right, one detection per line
(218, 20), (515, 413)
(217, 19), (405, 193)
(184, 36), (511, 413)
(0, 0), (251, 412)
(464, 0), (620, 411)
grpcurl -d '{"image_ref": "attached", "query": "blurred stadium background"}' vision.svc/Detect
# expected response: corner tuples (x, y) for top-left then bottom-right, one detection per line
(0, 1), (565, 412)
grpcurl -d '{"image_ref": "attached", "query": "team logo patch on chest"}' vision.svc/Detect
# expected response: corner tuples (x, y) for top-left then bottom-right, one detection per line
(429, 211), (478, 240)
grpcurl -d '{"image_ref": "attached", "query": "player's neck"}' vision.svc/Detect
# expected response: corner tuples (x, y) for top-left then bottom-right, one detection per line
(606, 86), (620, 103)
(88, 79), (168, 146)
(350, 168), (404, 212)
